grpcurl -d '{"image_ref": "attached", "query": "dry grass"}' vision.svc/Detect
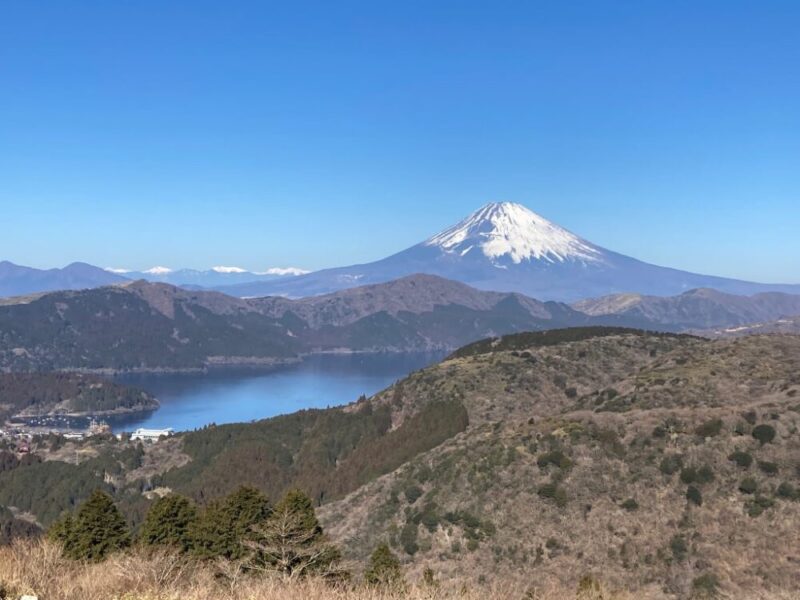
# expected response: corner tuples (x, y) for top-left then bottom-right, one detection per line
(0, 540), (797, 600)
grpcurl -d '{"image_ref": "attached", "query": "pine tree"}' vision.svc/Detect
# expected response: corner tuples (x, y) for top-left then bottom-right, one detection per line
(245, 489), (343, 580)
(55, 489), (130, 562)
(364, 542), (403, 587)
(47, 513), (76, 556)
(190, 485), (270, 559)
(139, 494), (198, 551)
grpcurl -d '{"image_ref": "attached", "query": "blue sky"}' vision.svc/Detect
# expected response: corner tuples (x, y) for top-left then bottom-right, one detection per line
(1, 1), (798, 282)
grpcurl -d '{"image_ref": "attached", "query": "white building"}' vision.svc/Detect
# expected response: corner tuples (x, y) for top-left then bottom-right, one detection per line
(131, 427), (174, 442)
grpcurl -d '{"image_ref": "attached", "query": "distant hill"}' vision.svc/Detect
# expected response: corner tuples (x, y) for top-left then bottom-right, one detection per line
(211, 202), (800, 301)
(695, 315), (800, 337)
(574, 287), (800, 330)
(0, 275), (624, 371)
(0, 373), (157, 420)
(0, 261), (314, 298)
(0, 261), (128, 297)
(3, 274), (799, 372)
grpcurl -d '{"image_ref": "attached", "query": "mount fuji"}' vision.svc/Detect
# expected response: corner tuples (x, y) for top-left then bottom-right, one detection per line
(214, 202), (800, 301)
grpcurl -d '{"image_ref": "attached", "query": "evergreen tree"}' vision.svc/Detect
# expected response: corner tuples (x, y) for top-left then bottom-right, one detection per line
(364, 542), (403, 587)
(52, 489), (130, 562)
(139, 494), (198, 552)
(47, 513), (76, 556)
(190, 485), (270, 559)
(245, 489), (343, 580)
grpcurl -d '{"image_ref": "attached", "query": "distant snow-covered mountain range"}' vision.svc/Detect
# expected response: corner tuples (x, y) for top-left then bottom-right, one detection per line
(105, 265), (310, 288)
(0, 261), (308, 297)
(2, 202), (798, 300)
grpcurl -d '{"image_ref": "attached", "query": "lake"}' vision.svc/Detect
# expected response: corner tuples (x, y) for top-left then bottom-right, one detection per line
(109, 352), (446, 433)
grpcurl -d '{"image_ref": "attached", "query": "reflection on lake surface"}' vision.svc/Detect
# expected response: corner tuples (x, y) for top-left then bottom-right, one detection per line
(111, 352), (446, 433)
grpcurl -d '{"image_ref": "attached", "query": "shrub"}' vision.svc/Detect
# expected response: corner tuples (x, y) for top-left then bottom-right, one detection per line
(620, 498), (639, 511)
(692, 572), (720, 598)
(728, 450), (753, 468)
(757, 461), (779, 475)
(777, 482), (798, 500)
(697, 465), (715, 484)
(400, 523), (419, 555)
(679, 464), (713, 485)
(742, 411), (757, 425)
(404, 485), (423, 504)
(420, 509), (439, 533)
(739, 477), (758, 494)
(752, 424), (776, 445)
(746, 494), (775, 517)
(680, 467), (698, 484)
(364, 543), (403, 587)
(659, 454), (683, 476)
(537, 450), (572, 471)
(695, 419), (723, 438)
(669, 535), (688, 561)
(537, 483), (568, 508)
(686, 485), (702, 506)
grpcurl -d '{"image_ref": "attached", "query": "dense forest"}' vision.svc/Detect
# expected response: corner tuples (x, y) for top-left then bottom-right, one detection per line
(0, 372), (157, 419)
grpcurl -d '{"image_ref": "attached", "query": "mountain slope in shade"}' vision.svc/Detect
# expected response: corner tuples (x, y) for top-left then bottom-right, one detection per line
(0, 261), (129, 297)
(574, 288), (800, 330)
(0, 275), (620, 371)
(214, 202), (800, 301)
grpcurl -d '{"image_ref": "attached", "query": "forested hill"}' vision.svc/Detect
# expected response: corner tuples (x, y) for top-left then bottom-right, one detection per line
(0, 373), (158, 420)
(0, 276), (641, 372)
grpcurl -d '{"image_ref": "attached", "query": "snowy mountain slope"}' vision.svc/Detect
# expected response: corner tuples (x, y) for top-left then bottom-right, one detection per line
(213, 202), (800, 301)
(426, 202), (602, 265)
(108, 266), (310, 288)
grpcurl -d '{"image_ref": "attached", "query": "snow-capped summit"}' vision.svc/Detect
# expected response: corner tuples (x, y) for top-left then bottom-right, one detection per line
(212, 266), (247, 274)
(259, 267), (311, 276)
(211, 201), (800, 301)
(144, 266), (173, 275)
(110, 265), (311, 288)
(426, 202), (601, 265)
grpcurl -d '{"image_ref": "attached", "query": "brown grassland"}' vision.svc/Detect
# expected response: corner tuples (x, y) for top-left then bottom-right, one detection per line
(0, 539), (795, 600)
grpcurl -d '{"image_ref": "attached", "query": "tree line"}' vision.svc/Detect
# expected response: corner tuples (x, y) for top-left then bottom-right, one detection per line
(47, 486), (404, 587)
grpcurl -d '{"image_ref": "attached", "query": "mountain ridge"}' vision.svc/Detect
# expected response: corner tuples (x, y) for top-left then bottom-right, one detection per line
(0, 275), (612, 372)
(574, 287), (800, 329)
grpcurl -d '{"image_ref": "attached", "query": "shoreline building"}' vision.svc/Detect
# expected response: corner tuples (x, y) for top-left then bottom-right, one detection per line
(131, 427), (174, 442)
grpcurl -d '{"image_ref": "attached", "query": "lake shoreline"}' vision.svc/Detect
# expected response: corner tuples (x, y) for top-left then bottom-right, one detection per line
(48, 347), (455, 377)
(104, 352), (448, 433)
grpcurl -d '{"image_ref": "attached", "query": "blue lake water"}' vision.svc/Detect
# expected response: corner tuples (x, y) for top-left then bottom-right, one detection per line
(110, 352), (445, 433)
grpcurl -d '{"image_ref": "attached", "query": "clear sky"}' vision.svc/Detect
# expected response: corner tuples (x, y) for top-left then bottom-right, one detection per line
(1, 1), (798, 282)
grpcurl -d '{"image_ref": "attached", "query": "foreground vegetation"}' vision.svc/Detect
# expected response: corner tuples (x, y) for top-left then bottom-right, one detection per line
(0, 539), (782, 600)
